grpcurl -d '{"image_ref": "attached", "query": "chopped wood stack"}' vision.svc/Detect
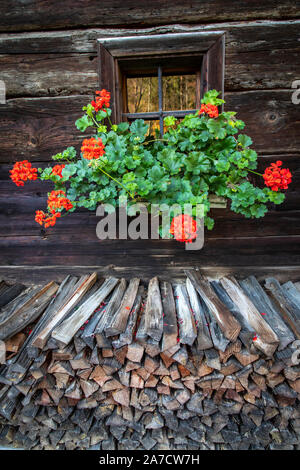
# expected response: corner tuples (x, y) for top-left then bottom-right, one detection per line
(0, 271), (300, 450)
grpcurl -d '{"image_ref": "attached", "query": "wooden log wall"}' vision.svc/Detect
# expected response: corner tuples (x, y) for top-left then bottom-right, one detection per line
(0, 2), (300, 279)
(0, 270), (300, 450)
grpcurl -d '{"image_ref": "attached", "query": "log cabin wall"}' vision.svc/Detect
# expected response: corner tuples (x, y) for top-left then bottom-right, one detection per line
(0, 1), (300, 282)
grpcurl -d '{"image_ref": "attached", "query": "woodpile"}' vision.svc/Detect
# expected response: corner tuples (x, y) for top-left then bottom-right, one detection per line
(0, 270), (300, 450)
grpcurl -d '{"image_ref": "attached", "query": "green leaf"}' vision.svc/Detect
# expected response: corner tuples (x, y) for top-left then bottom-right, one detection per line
(75, 115), (93, 132)
(238, 134), (253, 148)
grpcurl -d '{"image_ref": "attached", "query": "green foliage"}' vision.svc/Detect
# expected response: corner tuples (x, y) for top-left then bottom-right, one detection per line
(40, 89), (286, 232)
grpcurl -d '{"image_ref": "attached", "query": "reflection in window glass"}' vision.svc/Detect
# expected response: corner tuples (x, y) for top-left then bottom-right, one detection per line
(163, 75), (196, 111)
(127, 77), (159, 113)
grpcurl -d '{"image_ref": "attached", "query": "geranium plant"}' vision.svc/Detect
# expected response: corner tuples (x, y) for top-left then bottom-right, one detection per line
(10, 89), (292, 243)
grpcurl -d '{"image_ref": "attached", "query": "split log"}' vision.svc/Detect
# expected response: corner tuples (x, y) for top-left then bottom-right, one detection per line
(94, 279), (127, 335)
(173, 283), (197, 346)
(51, 277), (119, 345)
(105, 278), (140, 337)
(160, 281), (178, 352)
(0, 281), (59, 341)
(32, 273), (97, 348)
(186, 278), (213, 350)
(144, 277), (163, 342)
(186, 270), (241, 342)
(240, 276), (295, 350)
(112, 286), (144, 349)
(265, 277), (300, 339)
(220, 277), (279, 357)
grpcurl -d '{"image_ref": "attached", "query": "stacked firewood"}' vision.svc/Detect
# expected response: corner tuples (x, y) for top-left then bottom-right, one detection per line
(0, 270), (299, 450)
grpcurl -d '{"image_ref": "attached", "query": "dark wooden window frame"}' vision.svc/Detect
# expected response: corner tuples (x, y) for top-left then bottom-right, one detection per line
(97, 31), (225, 126)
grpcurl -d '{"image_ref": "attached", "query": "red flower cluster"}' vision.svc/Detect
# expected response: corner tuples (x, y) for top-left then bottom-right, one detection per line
(81, 137), (105, 160)
(47, 190), (73, 213)
(35, 210), (61, 228)
(91, 89), (111, 112)
(10, 160), (38, 186)
(51, 164), (65, 178)
(263, 160), (292, 192)
(199, 103), (219, 118)
(170, 214), (198, 243)
(35, 190), (73, 228)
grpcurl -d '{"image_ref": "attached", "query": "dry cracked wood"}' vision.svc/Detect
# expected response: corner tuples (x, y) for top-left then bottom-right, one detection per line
(0, 281), (59, 341)
(112, 286), (144, 349)
(32, 273), (97, 348)
(220, 276), (279, 357)
(240, 275), (295, 350)
(186, 278), (213, 350)
(105, 278), (140, 337)
(51, 277), (119, 345)
(144, 277), (163, 342)
(173, 283), (197, 346)
(94, 279), (127, 336)
(265, 277), (300, 339)
(161, 281), (178, 352)
(186, 270), (241, 342)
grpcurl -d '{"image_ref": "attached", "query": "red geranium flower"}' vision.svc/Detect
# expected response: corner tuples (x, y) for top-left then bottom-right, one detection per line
(81, 137), (105, 160)
(91, 89), (111, 112)
(170, 214), (198, 243)
(51, 164), (65, 178)
(47, 190), (73, 213)
(199, 103), (219, 118)
(10, 160), (38, 186)
(263, 160), (292, 192)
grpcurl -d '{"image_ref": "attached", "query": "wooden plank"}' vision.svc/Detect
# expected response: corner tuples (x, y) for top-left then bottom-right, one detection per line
(0, 281), (59, 341)
(186, 270), (241, 342)
(173, 283), (197, 346)
(104, 278), (140, 337)
(220, 276), (280, 356)
(1, 2), (299, 32)
(144, 277), (163, 342)
(264, 277), (300, 339)
(186, 278), (213, 350)
(240, 276), (295, 350)
(51, 277), (119, 345)
(32, 273), (97, 348)
(160, 281), (178, 352)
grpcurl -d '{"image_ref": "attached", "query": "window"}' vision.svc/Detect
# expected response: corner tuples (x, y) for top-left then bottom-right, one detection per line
(97, 31), (225, 134)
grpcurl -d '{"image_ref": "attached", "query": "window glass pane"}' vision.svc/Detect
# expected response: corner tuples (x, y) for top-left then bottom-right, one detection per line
(127, 77), (159, 113)
(163, 74), (196, 111)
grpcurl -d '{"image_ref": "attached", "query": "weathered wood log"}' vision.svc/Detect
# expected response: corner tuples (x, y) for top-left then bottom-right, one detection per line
(211, 281), (256, 350)
(160, 281), (178, 352)
(220, 277), (279, 357)
(173, 283), (197, 346)
(105, 278), (140, 337)
(264, 277), (300, 339)
(0, 283), (25, 309)
(112, 286), (144, 349)
(51, 277), (119, 345)
(186, 278), (213, 350)
(186, 270), (241, 342)
(32, 274), (97, 348)
(240, 276), (295, 350)
(144, 277), (163, 342)
(0, 281), (59, 341)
